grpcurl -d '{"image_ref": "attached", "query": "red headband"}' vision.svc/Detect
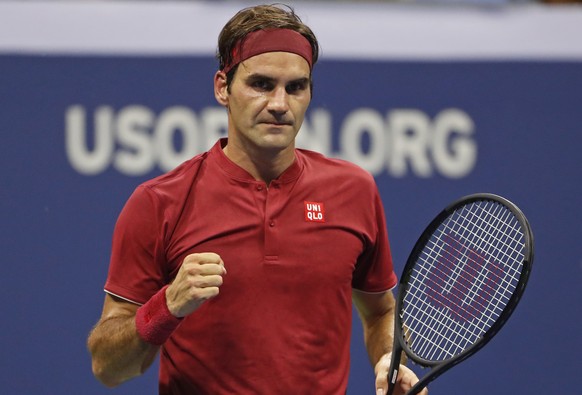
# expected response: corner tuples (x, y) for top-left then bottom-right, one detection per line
(222, 28), (313, 74)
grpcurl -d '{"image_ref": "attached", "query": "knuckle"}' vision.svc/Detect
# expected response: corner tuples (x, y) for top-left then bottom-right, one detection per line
(190, 287), (219, 302)
(189, 287), (205, 300)
(183, 253), (200, 263)
(188, 276), (205, 288)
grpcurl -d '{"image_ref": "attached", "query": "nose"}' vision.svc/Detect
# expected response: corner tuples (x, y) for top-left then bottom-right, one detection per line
(267, 87), (290, 115)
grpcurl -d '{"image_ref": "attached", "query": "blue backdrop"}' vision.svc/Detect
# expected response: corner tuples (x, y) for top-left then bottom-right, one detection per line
(1, 3), (581, 394)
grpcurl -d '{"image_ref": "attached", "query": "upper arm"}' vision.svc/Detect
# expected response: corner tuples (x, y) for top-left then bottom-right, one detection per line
(352, 289), (395, 325)
(88, 294), (158, 387)
(99, 293), (140, 322)
(88, 293), (142, 362)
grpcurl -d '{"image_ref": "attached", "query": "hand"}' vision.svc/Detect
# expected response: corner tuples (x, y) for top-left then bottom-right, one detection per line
(165, 252), (226, 318)
(374, 353), (427, 395)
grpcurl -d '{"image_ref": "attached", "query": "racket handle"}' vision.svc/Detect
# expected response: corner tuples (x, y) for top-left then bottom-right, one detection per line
(386, 348), (403, 395)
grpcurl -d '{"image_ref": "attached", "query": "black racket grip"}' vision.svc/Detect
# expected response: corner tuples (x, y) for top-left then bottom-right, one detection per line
(386, 346), (403, 395)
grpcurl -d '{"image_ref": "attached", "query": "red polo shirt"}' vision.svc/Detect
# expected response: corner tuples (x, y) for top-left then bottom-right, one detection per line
(105, 138), (397, 394)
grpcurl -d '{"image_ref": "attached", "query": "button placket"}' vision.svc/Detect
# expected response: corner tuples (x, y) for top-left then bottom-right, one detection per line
(264, 183), (279, 262)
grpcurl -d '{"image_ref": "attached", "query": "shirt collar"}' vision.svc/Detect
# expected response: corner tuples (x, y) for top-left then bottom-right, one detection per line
(211, 138), (303, 184)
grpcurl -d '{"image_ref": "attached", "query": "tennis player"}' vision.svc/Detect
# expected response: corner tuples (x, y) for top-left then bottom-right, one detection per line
(87, 4), (426, 395)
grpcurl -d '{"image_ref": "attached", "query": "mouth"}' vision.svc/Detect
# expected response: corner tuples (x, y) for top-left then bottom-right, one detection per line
(259, 118), (293, 126)
(261, 121), (292, 126)
(261, 120), (291, 125)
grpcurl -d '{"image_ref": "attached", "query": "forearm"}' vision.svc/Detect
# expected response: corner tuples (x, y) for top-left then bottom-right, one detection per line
(87, 315), (159, 387)
(362, 308), (395, 366)
(353, 290), (406, 368)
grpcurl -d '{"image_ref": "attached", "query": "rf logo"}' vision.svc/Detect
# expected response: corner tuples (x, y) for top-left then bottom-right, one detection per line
(304, 201), (325, 223)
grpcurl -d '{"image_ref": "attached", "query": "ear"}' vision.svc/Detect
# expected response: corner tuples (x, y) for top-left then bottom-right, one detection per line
(214, 71), (229, 107)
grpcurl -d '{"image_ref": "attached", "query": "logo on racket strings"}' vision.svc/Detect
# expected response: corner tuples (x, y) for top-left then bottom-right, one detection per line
(426, 234), (505, 322)
(304, 201), (325, 222)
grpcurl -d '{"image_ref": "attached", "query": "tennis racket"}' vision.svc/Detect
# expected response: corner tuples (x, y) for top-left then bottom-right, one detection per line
(387, 193), (534, 395)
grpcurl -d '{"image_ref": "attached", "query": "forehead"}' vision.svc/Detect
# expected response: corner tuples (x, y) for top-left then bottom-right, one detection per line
(237, 52), (311, 79)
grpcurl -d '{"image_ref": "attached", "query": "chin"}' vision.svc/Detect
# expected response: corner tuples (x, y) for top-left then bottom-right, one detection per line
(254, 136), (294, 153)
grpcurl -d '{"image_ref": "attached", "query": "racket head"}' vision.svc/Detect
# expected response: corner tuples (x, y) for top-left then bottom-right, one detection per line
(393, 193), (533, 383)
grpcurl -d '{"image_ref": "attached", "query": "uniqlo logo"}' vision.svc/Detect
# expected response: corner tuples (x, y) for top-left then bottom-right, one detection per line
(304, 201), (325, 222)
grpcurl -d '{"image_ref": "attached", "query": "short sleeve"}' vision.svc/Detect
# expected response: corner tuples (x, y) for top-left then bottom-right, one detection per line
(352, 186), (398, 292)
(104, 186), (168, 304)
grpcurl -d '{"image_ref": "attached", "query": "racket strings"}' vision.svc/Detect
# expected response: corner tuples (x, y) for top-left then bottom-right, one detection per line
(459, 203), (524, 318)
(454, 203), (525, 277)
(418, 205), (518, 323)
(407, 202), (523, 356)
(406, 209), (516, 359)
(414, 203), (520, 343)
(403, 283), (482, 360)
(438, 203), (523, 305)
(401, 200), (526, 362)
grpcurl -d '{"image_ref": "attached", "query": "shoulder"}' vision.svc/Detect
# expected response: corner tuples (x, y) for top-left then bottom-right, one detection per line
(137, 151), (210, 201)
(296, 148), (376, 186)
(117, 151), (213, 239)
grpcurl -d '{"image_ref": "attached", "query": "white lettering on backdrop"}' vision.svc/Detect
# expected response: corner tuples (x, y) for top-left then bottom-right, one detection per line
(65, 105), (476, 178)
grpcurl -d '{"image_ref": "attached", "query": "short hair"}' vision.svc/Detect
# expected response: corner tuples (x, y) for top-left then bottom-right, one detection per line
(217, 4), (320, 82)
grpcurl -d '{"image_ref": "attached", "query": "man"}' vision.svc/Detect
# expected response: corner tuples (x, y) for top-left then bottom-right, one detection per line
(88, 4), (426, 395)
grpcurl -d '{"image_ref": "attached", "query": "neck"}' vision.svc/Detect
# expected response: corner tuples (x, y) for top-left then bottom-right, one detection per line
(222, 142), (295, 185)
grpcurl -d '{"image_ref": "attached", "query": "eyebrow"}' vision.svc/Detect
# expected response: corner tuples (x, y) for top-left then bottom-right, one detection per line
(245, 73), (310, 86)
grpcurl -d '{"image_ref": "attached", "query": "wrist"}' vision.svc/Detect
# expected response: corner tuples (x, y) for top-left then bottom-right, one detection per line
(135, 285), (183, 346)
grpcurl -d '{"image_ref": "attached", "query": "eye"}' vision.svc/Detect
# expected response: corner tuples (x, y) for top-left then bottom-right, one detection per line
(250, 78), (273, 91)
(286, 80), (309, 94)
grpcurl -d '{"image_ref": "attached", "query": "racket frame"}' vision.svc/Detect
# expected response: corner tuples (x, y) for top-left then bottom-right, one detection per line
(387, 193), (534, 395)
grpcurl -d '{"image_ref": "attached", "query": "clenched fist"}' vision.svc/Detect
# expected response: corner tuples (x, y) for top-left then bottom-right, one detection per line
(165, 253), (226, 318)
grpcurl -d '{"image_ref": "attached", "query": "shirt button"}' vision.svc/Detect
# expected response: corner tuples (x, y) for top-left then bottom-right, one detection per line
(269, 221), (275, 227)
(256, 185), (263, 191)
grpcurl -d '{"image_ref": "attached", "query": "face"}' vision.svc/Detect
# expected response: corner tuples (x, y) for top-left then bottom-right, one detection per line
(215, 51), (312, 158)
